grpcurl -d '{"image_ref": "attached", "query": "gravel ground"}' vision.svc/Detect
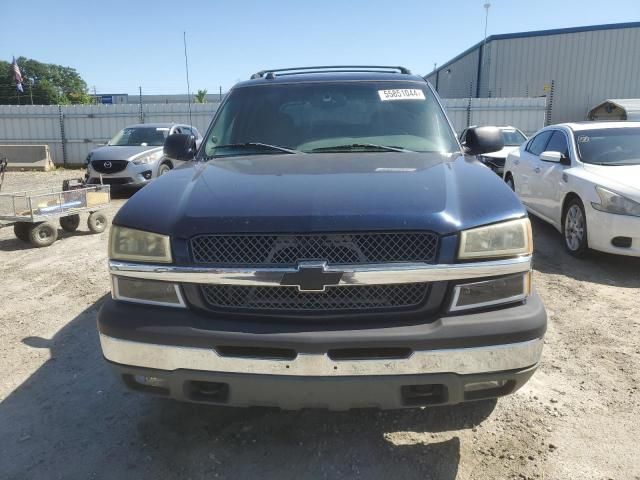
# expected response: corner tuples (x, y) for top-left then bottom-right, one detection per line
(0, 171), (638, 480)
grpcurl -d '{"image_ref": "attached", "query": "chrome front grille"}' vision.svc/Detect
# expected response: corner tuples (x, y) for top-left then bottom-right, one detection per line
(190, 232), (438, 266)
(201, 283), (429, 312)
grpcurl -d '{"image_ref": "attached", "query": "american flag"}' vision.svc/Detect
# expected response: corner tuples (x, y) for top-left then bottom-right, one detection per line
(12, 57), (24, 93)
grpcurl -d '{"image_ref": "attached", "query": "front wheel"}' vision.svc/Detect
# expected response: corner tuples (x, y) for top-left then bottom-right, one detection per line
(562, 198), (589, 257)
(505, 175), (515, 191)
(158, 162), (172, 176)
(87, 212), (108, 233)
(29, 222), (58, 247)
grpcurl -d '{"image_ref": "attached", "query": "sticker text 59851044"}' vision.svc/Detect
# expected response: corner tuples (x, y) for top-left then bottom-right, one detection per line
(378, 89), (426, 101)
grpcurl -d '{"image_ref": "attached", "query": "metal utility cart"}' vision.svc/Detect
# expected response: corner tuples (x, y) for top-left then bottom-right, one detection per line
(0, 164), (111, 247)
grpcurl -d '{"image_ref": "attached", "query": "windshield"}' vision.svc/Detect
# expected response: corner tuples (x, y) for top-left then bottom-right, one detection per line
(109, 127), (170, 146)
(202, 81), (458, 157)
(501, 129), (527, 146)
(575, 127), (640, 165)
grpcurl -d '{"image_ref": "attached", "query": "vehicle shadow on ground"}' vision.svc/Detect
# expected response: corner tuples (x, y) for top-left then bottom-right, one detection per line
(0, 297), (495, 480)
(530, 215), (640, 288)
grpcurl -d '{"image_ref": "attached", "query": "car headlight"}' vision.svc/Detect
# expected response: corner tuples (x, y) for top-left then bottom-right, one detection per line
(458, 218), (532, 259)
(592, 186), (640, 217)
(132, 150), (163, 165)
(85, 152), (93, 166)
(109, 226), (172, 263)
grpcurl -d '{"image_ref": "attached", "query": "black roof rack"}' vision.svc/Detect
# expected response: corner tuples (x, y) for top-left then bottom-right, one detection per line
(250, 65), (412, 80)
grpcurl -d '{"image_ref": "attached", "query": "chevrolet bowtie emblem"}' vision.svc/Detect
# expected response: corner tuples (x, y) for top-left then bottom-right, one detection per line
(280, 262), (343, 292)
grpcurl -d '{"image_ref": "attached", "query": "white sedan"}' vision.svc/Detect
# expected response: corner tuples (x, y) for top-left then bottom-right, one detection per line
(503, 121), (640, 257)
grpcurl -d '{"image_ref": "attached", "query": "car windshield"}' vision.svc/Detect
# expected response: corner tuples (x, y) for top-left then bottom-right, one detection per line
(202, 81), (459, 157)
(575, 127), (640, 165)
(501, 129), (526, 146)
(109, 127), (170, 146)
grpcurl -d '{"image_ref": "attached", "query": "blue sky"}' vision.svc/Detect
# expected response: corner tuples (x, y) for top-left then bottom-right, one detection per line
(2, 0), (638, 95)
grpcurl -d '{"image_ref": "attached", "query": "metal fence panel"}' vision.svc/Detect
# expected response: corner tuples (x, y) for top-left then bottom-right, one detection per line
(442, 97), (546, 136)
(0, 103), (220, 166)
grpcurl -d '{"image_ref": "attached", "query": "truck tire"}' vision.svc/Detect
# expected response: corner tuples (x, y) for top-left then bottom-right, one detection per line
(13, 223), (30, 242)
(87, 212), (108, 233)
(60, 214), (80, 232)
(29, 222), (58, 247)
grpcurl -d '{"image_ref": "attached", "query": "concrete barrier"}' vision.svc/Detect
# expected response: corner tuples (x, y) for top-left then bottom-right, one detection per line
(0, 145), (54, 171)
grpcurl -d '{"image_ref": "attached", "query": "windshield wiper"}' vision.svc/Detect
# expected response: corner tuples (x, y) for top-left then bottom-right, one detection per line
(309, 143), (414, 153)
(210, 142), (302, 156)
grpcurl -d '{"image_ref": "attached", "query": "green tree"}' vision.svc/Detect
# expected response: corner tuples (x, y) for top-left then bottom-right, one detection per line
(194, 89), (208, 104)
(0, 57), (92, 105)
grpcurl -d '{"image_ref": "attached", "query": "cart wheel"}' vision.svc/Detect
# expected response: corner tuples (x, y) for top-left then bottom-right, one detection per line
(29, 222), (58, 247)
(60, 214), (80, 232)
(13, 223), (31, 242)
(87, 212), (108, 233)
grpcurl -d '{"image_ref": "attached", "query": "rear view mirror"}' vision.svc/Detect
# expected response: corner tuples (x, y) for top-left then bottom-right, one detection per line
(462, 127), (504, 156)
(540, 151), (564, 163)
(164, 133), (197, 161)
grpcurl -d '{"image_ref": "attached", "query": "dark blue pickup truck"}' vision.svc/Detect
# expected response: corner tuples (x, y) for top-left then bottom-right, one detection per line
(98, 66), (546, 410)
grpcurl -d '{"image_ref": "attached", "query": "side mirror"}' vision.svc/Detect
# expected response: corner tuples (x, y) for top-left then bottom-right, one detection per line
(539, 151), (564, 163)
(164, 133), (197, 161)
(462, 126), (504, 156)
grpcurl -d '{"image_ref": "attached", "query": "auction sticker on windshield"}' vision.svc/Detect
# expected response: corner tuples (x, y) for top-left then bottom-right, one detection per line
(378, 89), (426, 101)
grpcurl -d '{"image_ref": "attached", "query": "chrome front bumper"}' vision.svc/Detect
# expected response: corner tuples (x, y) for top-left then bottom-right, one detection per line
(100, 333), (543, 377)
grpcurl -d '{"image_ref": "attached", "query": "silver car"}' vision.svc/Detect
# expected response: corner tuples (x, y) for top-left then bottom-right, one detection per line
(86, 123), (202, 188)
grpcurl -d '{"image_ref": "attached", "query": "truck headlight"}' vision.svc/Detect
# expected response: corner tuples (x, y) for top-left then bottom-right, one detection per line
(112, 276), (184, 307)
(109, 226), (172, 263)
(458, 218), (532, 259)
(592, 186), (640, 217)
(132, 150), (163, 165)
(450, 272), (531, 312)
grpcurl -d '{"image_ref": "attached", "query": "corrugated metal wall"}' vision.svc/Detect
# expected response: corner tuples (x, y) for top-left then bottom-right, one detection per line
(0, 103), (219, 165)
(426, 48), (480, 99)
(442, 97), (546, 135)
(429, 24), (640, 124)
(484, 27), (640, 122)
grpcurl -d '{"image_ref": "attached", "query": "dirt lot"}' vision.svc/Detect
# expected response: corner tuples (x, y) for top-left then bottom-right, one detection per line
(0, 170), (638, 480)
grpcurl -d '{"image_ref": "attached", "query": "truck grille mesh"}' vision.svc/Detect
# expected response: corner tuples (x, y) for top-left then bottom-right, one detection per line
(190, 232), (438, 266)
(201, 283), (429, 312)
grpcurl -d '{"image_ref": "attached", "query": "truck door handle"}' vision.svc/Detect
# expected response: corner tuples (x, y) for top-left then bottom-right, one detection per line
(534, 167), (541, 173)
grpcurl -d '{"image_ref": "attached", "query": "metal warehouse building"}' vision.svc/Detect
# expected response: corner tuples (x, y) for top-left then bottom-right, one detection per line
(425, 22), (640, 124)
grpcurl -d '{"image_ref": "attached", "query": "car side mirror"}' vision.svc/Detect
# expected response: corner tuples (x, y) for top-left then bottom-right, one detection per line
(164, 133), (197, 161)
(462, 126), (504, 156)
(539, 151), (563, 163)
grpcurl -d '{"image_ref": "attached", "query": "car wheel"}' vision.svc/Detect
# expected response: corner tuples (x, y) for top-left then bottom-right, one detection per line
(60, 214), (80, 232)
(505, 175), (515, 191)
(158, 162), (172, 176)
(29, 222), (58, 247)
(562, 198), (589, 257)
(13, 223), (31, 242)
(87, 212), (108, 234)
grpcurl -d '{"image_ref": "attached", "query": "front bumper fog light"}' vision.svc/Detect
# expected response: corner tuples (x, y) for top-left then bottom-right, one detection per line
(134, 375), (168, 388)
(112, 276), (185, 307)
(450, 272), (530, 312)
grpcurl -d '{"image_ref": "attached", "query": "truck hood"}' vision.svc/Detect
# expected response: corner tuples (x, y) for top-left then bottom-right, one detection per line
(90, 145), (162, 161)
(115, 153), (526, 237)
(582, 163), (640, 193)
